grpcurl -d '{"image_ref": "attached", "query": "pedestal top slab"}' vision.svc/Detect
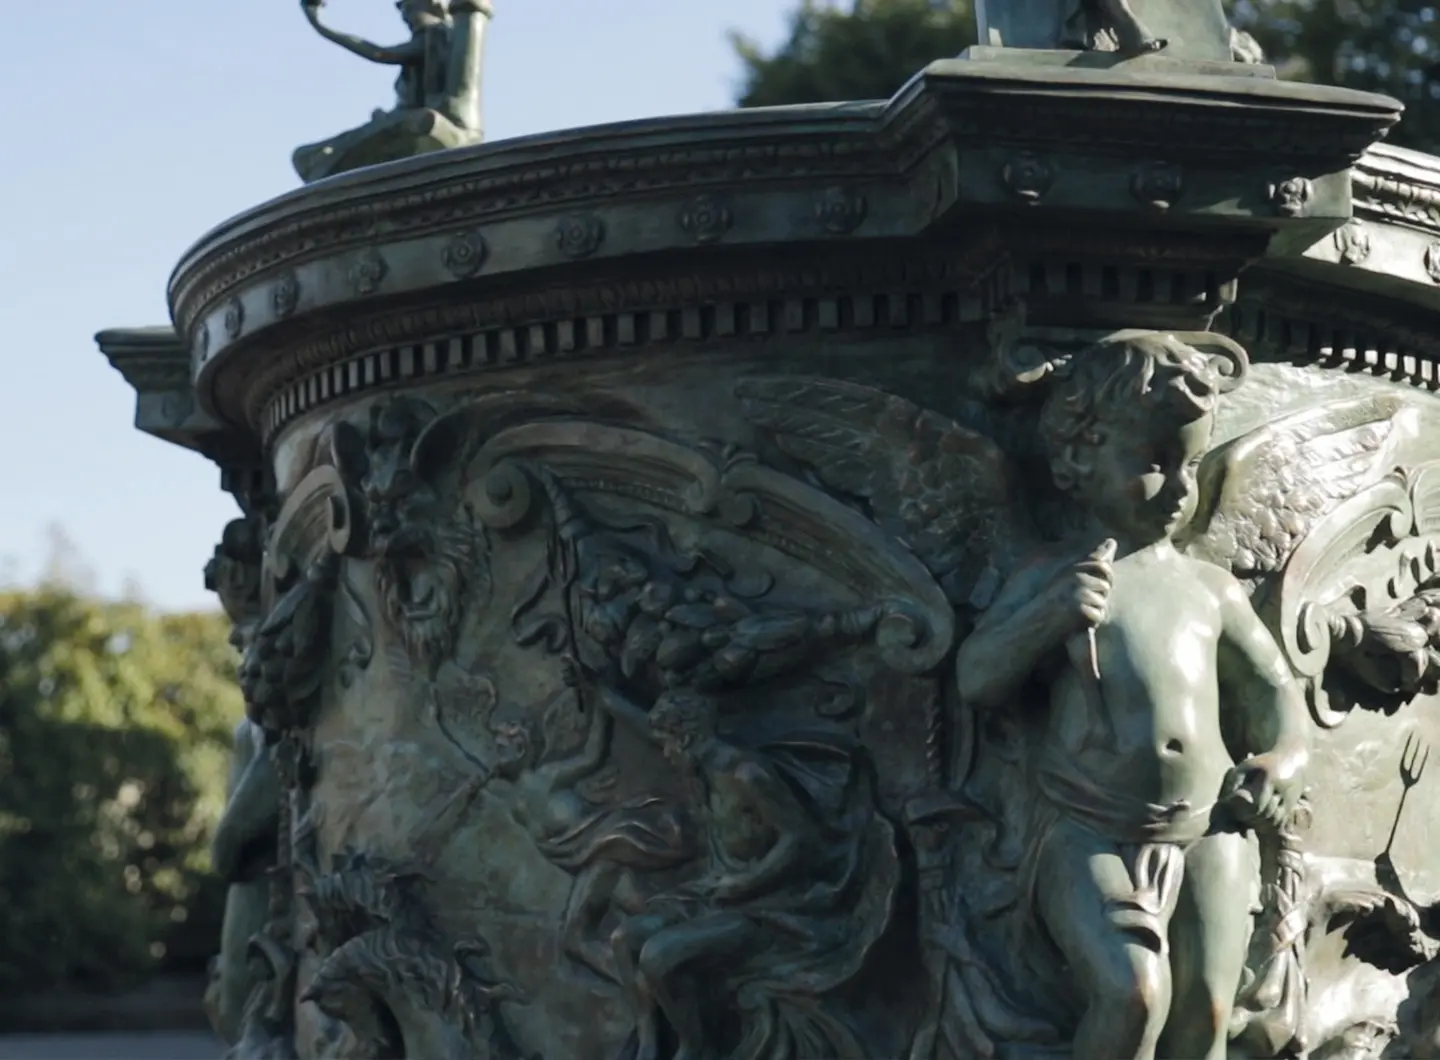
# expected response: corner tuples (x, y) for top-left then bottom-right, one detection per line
(166, 59), (1398, 447)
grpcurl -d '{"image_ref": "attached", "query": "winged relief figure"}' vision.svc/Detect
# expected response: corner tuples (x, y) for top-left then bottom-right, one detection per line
(501, 457), (904, 1060)
(737, 337), (1436, 1060)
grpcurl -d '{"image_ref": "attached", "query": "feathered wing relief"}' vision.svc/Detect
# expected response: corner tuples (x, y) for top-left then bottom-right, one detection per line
(1179, 394), (1440, 1057)
(449, 416), (954, 1060)
(739, 374), (1062, 1059)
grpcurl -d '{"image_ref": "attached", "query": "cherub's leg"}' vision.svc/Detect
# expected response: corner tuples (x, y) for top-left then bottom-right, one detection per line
(561, 861), (623, 982)
(1036, 820), (1172, 1060)
(637, 910), (758, 1060)
(610, 912), (672, 1060)
(1160, 832), (1254, 1060)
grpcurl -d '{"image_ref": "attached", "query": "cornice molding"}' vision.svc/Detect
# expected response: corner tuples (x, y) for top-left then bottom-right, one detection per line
(1353, 144), (1440, 231)
(165, 63), (1399, 435)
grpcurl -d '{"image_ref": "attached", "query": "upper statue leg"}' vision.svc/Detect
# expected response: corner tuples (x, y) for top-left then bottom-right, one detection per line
(1161, 831), (1256, 1060)
(1036, 818), (1176, 1060)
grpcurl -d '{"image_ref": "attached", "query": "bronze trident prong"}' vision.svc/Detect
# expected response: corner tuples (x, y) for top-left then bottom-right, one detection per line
(1384, 732), (1430, 858)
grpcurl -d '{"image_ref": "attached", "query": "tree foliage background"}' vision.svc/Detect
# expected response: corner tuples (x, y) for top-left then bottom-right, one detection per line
(733, 0), (1440, 155)
(0, 585), (241, 996)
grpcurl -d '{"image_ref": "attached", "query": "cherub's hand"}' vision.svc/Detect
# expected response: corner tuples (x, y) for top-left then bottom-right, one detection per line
(560, 653), (583, 689)
(1220, 746), (1308, 832)
(1047, 538), (1116, 633)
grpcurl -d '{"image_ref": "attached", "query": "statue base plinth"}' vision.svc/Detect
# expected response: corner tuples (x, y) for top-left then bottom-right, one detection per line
(958, 44), (1274, 80)
(292, 107), (483, 184)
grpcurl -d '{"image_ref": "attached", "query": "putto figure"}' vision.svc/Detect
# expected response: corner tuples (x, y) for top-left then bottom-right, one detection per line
(955, 332), (1310, 1060)
(293, 0), (493, 182)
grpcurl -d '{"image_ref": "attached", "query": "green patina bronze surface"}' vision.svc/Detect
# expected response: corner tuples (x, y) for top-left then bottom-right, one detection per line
(97, 4), (1440, 1057)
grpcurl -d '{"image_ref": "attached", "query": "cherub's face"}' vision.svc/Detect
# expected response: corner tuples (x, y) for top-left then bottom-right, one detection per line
(492, 721), (536, 778)
(650, 694), (717, 766)
(1085, 412), (1212, 542)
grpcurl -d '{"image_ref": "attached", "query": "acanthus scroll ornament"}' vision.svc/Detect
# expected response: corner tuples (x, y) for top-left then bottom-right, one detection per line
(463, 416), (956, 675)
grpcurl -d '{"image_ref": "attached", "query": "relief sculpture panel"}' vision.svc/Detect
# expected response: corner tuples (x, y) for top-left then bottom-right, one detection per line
(210, 323), (1440, 1060)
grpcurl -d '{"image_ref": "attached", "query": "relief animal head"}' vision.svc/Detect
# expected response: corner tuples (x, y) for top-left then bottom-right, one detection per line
(331, 398), (489, 670)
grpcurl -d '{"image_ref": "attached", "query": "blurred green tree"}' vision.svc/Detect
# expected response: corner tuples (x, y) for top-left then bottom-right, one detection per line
(0, 586), (241, 994)
(1233, 0), (1440, 155)
(732, 0), (976, 108)
(733, 0), (1438, 155)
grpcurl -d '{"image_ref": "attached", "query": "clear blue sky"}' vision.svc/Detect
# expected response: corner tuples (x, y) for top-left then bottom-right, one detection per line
(0, 0), (792, 612)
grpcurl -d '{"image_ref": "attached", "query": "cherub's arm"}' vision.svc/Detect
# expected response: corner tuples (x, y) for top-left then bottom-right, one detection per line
(710, 760), (814, 902)
(955, 561), (1068, 709)
(594, 685), (660, 746)
(212, 748), (281, 882)
(547, 705), (614, 789)
(1214, 569), (1310, 761)
(302, 3), (424, 65)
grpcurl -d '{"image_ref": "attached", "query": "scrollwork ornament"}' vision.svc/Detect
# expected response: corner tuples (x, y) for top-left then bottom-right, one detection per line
(347, 247), (389, 295)
(272, 270), (301, 318)
(1002, 152), (1054, 204)
(223, 296), (245, 340)
(1334, 221), (1372, 266)
(441, 229), (488, 279)
(814, 186), (867, 234)
(553, 214), (604, 258)
(193, 322), (210, 361)
(1130, 161), (1184, 211)
(678, 194), (734, 243)
(1424, 243), (1440, 285)
(1269, 176), (1313, 217)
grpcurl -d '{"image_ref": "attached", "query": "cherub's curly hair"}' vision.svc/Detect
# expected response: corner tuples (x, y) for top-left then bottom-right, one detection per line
(649, 690), (717, 746)
(1038, 332), (1218, 492)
